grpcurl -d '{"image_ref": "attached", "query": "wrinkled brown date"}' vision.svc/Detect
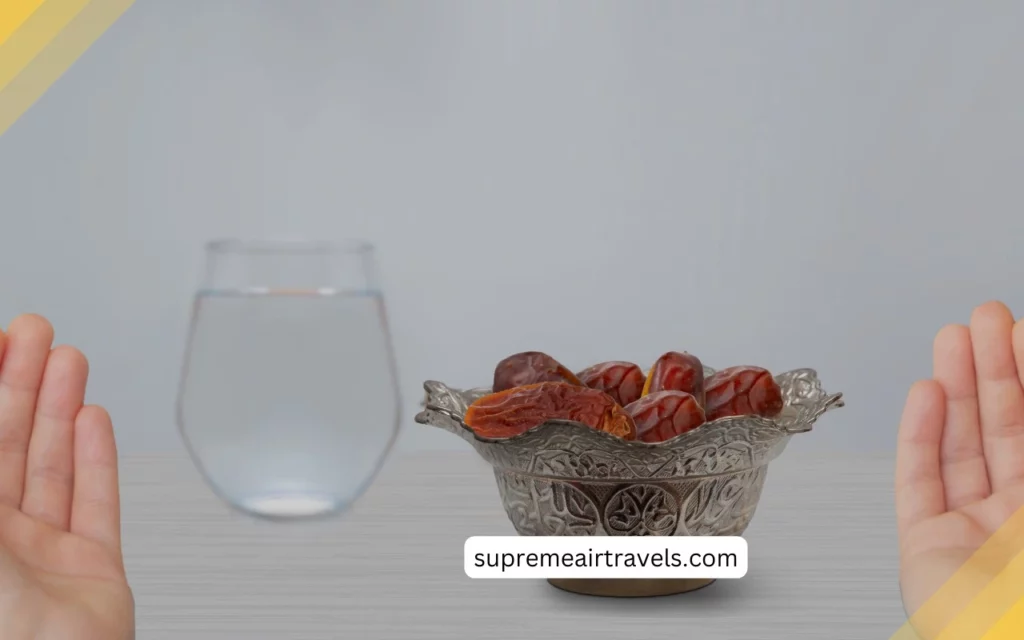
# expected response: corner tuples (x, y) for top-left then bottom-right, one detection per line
(492, 351), (581, 393)
(576, 361), (645, 406)
(641, 351), (705, 406)
(624, 390), (706, 443)
(704, 366), (783, 420)
(464, 382), (636, 440)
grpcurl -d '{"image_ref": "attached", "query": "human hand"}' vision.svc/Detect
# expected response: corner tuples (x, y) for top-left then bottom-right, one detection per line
(0, 315), (134, 640)
(896, 301), (1024, 638)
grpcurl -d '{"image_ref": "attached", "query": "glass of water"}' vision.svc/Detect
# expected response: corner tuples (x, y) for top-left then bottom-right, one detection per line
(176, 239), (401, 520)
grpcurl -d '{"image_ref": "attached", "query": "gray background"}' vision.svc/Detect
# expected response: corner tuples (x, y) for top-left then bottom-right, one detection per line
(2, 0), (1022, 455)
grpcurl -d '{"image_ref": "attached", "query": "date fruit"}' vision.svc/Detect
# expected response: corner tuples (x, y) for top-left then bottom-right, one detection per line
(493, 351), (581, 392)
(704, 365), (784, 420)
(464, 382), (636, 440)
(624, 391), (706, 443)
(641, 351), (706, 405)
(576, 361), (645, 406)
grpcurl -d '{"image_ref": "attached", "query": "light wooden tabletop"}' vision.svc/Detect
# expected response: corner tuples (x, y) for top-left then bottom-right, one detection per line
(121, 450), (908, 639)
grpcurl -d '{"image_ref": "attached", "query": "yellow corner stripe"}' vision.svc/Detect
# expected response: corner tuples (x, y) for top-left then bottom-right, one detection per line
(892, 506), (1024, 639)
(0, 0), (133, 136)
(981, 592), (1024, 640)
(938, 549), (1024, 639)
(0, 0), (45, 46)
(0, 0), (90, 92)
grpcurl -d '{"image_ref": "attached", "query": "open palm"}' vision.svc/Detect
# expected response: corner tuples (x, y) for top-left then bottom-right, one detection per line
(896, 301), (1024, 638)
(0, 315), (134, 639)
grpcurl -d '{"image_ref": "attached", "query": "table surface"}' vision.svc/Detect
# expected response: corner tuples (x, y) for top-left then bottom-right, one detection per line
(121, 450), (908, 640)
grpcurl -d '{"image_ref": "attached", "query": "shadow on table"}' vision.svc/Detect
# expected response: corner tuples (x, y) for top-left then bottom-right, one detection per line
(539, 577), (752, 616)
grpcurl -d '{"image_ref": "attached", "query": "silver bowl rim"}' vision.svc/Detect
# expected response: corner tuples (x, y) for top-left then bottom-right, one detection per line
(415, 366), (845, 452)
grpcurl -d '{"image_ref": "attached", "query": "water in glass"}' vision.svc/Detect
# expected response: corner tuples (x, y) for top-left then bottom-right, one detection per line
(176, 240), (400, 520)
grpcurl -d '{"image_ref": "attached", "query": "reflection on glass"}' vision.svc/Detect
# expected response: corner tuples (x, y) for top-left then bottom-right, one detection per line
(176, 239), (400, 520)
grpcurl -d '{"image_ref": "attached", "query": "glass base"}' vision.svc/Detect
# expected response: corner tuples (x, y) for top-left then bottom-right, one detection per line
(237, 493), (341, 519)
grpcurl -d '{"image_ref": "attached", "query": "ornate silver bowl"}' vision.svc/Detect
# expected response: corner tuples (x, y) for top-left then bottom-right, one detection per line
(415, 367), (843, 596)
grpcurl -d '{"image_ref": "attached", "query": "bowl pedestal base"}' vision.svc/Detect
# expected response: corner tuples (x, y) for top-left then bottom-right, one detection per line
(547, 577), (716, 598)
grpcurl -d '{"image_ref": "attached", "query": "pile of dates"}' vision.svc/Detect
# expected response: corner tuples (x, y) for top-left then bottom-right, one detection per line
(464, 351), (784, 443)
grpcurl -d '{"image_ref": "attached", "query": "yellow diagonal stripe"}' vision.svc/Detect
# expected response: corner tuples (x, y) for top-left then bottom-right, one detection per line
(981, 593), (1024, 640)
(0, 0), (90, 93)
(891, 506), (1024, 639)
(938, 549), (1024, 639)
(0, 0), (133, 137)
(0, 0), (45, 45)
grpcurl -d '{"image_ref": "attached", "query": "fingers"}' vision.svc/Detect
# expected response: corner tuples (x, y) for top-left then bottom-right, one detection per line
(896, 380), (947, 542)
(1011, 318), (1024, 474)
(970, 301), (1024, 491)
(0, 315), (122, 556)
(70, 405), (122, 554)
(20, 346), (88, 530)
(932, 324), (990, 509)
(0, 315), (54, 507)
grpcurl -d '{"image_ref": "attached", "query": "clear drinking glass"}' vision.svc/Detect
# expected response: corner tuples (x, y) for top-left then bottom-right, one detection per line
(176, 239), (401, 520)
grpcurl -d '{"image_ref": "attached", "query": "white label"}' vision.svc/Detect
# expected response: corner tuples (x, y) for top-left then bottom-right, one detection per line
(464, 536), (748, 579)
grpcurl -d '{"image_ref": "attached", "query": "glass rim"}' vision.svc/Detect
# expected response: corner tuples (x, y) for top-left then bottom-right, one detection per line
(204, 238), (375, 256)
